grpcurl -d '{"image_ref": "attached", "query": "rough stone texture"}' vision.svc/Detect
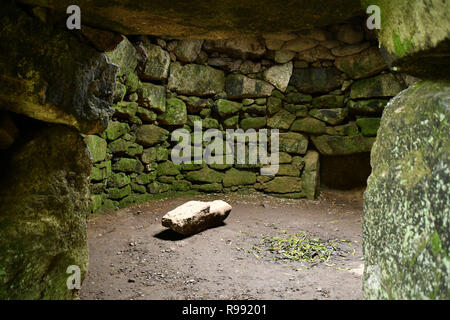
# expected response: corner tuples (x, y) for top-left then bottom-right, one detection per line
(223, 168), (257, 187)
(361, 0), (450, 79)
(226, 74), (274, 99)
(277, 132), (309, 155)
(157, 161), (181, 176)
(363, 81), (450, 300)
(312, 95), (345, 108)
(185, 167), (224, 184)
(162, 200), (232, 235)
(301, 151), (320, 199)
(289, 67), (342, 93)
(0, 126), (91, 299)
(331, 42), (370, 57)
(347, 99), (388, 116)
(106, 36), (137, 79)
(356, 117), (381, 137)
(87, 23), (399, 211)
(205, 38), (266, 59)
(135, 124), (169, 147)
(105, 121), (130, 141)
(157, 98), (187, 126)
(168, 63), (225, 96)
(296, 46), (334, 62)
(309, 108), (348, 125)
(282, 38), (318, 52)
(258, 177), (303, 194)
(263, 62), (293, 92)
(112, 158), (144, 173)
(290, 117), (326, 134)
(108, 139), (143, 157)
(335, 47), (387, 79)
(18, 0), (362, 39)
(350, 74), (407, 99)
(274, 50), (296, 63)
(137, 42), (170, 81)
(240, 117), (267, 130)
(0, 3), (117, 134)
(276, 164), (301, 177)
(81, 26), (123, 52)
(173, 39), (204, 62)
(138, 83), (166, 113)
(311, 134), (375, 155)
(84, 135), (107, 163)
(267, 109), (296, 130)
(216, 99), (242, 118)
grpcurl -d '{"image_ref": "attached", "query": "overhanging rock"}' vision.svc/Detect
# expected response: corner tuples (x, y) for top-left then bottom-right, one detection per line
(18, 0), (363, 38)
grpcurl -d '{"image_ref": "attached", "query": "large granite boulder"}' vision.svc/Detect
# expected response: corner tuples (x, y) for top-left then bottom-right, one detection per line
(0, 3), (117, 134)
(0, 126), (91, 299)
(162, 200), (232, 235)
(363, 81), (450, 299)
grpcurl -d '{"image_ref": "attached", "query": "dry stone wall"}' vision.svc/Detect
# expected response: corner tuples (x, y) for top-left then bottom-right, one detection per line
(85, 20), (409, 214)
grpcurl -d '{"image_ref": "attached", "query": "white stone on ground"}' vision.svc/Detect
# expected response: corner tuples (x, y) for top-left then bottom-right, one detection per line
(161, 200), (232, 235)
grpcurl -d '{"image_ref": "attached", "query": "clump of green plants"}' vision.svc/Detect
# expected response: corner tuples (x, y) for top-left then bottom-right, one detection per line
(251, 230), (351, 263)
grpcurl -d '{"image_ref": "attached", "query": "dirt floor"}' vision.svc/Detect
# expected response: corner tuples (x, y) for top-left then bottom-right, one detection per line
(79, 188), (365, 300)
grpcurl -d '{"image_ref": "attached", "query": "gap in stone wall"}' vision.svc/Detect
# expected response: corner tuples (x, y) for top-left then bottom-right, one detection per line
(320, 153), (371, 189)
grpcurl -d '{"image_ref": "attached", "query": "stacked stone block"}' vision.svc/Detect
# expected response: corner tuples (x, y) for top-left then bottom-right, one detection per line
(85, 20), (409, 213)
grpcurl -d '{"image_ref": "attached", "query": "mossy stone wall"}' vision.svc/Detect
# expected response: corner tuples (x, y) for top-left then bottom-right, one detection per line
(86, 20), (408, 214)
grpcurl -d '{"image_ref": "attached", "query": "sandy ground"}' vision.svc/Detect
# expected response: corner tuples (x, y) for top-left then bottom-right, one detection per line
(80, 188), (365, 300)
